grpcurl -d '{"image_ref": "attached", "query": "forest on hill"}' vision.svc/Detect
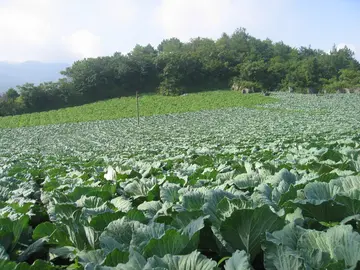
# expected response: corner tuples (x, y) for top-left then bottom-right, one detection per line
(1, 28), (360, 117)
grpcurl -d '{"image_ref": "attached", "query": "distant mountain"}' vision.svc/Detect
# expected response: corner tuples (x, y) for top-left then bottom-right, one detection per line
(0, 61), (70, 93)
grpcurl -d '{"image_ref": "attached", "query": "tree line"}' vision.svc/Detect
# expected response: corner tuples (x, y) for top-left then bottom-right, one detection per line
(1, 28), (360, 116)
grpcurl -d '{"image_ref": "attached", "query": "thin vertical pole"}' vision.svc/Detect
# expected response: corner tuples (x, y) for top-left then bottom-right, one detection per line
(136, 91), (140, 126)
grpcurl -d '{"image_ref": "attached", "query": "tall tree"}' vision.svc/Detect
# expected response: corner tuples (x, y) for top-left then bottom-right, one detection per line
(2, 28), (360, 116)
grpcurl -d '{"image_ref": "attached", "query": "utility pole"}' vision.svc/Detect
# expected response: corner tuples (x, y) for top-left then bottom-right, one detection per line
(136, 91), (140, 126)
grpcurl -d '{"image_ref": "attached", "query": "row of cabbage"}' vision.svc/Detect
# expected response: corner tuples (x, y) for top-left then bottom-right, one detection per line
(0, 93), (360, 269)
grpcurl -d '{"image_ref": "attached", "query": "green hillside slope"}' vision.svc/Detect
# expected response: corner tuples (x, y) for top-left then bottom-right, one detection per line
(0, 90), (276, 128)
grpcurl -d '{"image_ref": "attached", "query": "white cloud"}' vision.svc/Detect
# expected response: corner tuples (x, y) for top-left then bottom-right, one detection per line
(0, 0), (359, 62)
(0, 0), (139, 62)
(62, 30), (102, 59)
(0, 9), (49, 45)
(155, 0), (231, 40)
(0, 0), (54, 62)
(155, 0), (289, 41)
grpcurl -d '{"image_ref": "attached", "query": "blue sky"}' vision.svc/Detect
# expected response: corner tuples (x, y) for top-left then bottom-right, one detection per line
(0, 0), (359, 63)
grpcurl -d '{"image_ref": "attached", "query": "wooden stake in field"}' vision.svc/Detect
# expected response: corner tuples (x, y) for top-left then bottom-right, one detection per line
(136, 91), (140, 126)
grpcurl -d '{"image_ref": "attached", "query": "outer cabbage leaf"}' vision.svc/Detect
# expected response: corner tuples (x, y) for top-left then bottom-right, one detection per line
(220, 205), (284, 260)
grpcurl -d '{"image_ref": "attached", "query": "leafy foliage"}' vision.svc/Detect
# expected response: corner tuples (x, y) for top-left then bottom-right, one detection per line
(0, 91), (274, 128)
(1, 29), (360, 116)
(0, 94), (360, 268)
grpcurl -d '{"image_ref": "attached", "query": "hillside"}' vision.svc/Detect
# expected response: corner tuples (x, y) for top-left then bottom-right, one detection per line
(1, 28), (360, 118)
(0, 90), (275, 128)
(0, 61), (69, 93)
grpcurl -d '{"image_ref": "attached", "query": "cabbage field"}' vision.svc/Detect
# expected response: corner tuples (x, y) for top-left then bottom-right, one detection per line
(0, 93), (360, 269)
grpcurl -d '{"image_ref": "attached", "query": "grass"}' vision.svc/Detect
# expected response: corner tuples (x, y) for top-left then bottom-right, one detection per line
(0, 90), (277, 128)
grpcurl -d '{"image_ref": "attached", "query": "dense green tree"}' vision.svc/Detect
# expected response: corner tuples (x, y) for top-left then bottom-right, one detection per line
(60, 56), (118, 102)
(267, 56), (289, 90)
(156, 52), (204, 95)
(339, 69), (360, 85)
(127, 44), (159, 93)
(1, 28), (360, 116)
(17, 83), (49, 112)
(5, 88), (20, 100)
(303, 57), (321, 89)
(236, 60), (269, 90)
(185, 37), (227, 88)
(158, 38), (183, 53)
